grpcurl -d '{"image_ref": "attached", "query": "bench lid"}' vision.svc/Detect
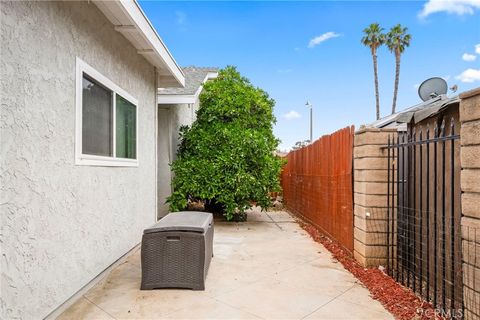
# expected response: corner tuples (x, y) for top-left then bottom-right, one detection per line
(144, 211), (213, 234)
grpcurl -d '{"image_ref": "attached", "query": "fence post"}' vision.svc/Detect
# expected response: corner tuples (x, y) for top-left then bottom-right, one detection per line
(353, 127), (398, 267)
(459, 88), (480, 320)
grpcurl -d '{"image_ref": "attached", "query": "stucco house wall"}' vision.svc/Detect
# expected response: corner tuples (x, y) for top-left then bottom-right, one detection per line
(169, 101), (200, 161)
(1, 2), (159, 319)
(157, 101), (199, 218)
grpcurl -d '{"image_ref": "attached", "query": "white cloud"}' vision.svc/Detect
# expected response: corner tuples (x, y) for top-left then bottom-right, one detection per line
(476, 44), (480, 54)
(442, 75), (451, 81)
(308, 32), (340, 48)
(283, 110), (301, 120)
(419, 0), (480, 18)
(456, 68), (480, 83)
(463, 53), (477, 61)
(175, 11), (187, 25)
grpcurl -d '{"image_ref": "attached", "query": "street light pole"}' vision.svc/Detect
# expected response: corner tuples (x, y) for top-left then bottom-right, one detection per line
(306, 101), (313, 143)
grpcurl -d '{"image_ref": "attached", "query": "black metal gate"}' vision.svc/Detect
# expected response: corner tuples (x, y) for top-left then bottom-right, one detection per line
(385, 117), (463, 317)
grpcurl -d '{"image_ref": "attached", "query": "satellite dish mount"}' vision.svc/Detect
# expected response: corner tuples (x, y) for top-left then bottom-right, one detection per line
(418, 77), (448, 102)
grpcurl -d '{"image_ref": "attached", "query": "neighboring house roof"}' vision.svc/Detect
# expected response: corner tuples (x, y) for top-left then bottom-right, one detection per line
(158, 66), (219, 104)
(368, 95), (460, 129)
(274, 150), (288, 157)
(93, 0), (185, 88)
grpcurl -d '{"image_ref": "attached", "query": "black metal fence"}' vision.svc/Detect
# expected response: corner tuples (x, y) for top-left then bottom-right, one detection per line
(385, 118), (465, 317)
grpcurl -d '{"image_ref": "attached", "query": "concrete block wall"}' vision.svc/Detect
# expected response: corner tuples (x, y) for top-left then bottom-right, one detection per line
(459, 88), (480, 320)
(353, 128), (397, 267)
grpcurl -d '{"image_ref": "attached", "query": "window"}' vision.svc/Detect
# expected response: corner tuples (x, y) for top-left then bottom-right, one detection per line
(76, 58), (138, 166)
(82, 75), (113, 157)
(115, 95), (137, 159)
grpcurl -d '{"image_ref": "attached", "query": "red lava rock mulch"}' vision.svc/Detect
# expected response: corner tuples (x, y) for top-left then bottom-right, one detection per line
(297, 219), (441, 320)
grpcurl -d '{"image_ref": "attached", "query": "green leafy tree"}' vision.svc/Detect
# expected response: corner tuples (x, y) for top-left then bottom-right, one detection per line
(361, 23), (385, 120)
(386, 24), (411, 114)
(167, 66), (284, 221)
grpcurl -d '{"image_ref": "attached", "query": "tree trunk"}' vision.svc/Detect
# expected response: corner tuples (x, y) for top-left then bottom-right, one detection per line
(391, 51), (401, 115)
(372, 50), (380, 120)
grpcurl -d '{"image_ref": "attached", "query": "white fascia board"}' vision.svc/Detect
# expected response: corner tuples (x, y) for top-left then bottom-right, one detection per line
(94, 0), (185, 88)
(157, 71), (218, 105)
(206, 72), (219, 79)
(204, 72), (219, 84)
(192, 72), (218, 97)
(158, 95), (196, 104)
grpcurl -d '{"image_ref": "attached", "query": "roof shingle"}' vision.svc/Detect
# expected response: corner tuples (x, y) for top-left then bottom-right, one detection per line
(159, 66), (218, 95)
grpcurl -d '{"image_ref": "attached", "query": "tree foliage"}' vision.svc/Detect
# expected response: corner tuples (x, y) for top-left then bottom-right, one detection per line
(167, 66), (284, 221)
(386, 24), (411, 115)
(361, 23), (386, 120)
(360, 23), (412, 117)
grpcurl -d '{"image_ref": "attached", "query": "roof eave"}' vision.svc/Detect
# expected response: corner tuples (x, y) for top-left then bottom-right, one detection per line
(157, 95), (197, 104)
(367, 95), (461, 129)
(157, 71), (218, 104)
(191, 71), (218, 97)
(93, 0), (185, 88)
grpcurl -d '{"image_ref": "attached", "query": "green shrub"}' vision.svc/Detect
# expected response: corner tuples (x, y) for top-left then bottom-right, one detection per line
(167, 66), (284, 221)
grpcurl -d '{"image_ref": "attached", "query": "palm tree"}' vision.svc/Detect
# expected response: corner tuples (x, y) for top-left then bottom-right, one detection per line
(361, 23), (385, 120)
(386, 24), (411, 115)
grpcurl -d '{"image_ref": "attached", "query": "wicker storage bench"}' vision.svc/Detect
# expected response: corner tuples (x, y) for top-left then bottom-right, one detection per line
(140, 211), (214, 290)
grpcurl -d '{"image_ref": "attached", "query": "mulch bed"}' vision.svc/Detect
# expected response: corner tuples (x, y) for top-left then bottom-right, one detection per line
(296, 219), (441, 320)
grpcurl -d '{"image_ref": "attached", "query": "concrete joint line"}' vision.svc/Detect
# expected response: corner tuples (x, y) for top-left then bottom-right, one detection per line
(212, 297), (265, 319)
(83, 295), (118, 320)
(266, 212), (284, 231)
(300, 284), (357, 319)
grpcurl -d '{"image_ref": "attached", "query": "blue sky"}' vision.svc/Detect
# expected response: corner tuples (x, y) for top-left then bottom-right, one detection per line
(139, 0), (480, 150)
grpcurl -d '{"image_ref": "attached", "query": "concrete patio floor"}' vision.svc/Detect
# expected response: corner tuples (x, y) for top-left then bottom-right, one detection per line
(59, 209), (393, 320)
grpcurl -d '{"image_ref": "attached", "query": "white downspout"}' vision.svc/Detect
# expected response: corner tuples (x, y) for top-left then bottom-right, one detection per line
(154, 67), (158, 221)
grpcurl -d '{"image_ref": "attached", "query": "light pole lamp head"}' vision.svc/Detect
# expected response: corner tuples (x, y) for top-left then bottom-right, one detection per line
(305, 101), (313, 143)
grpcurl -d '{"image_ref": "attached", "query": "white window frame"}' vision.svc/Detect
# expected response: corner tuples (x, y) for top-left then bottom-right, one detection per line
(75, 57), (139, 167)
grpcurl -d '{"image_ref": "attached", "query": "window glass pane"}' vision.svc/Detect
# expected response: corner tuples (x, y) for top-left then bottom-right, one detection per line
(82, 75), (113, 156)
(116, 95), (136, 159)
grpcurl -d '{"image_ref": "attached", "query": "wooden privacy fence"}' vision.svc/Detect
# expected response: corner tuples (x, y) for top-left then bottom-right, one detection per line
(281, 126), (355, 252)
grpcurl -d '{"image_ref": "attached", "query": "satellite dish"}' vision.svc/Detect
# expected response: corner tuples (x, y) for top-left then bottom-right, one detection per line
(418, 77), (448, 102)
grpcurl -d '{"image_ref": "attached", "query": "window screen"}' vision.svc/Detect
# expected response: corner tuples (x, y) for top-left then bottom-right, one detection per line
(116, 95), (137, 159)
(82, 75), (113, 157)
